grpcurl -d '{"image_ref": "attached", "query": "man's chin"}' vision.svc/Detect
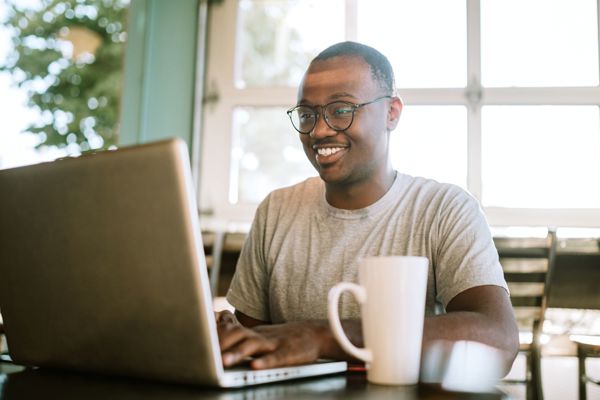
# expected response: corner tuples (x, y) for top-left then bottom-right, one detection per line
(317, 168), (349, 185)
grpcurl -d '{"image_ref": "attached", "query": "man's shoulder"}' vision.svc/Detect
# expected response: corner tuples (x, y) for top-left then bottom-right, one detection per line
(272, 175), (322, 194)
(399, 173), (470, 202)
(259, 176), (322, 210)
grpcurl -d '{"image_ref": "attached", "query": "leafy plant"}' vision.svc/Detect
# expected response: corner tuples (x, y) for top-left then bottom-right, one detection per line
(1, 0), (128, 152)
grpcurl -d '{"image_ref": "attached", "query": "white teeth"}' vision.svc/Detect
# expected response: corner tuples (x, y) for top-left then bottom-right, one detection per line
(316, 147), (343, 156)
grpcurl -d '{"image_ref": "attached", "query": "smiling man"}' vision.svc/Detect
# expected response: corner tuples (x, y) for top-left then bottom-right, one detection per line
(217, 41), (518, 374)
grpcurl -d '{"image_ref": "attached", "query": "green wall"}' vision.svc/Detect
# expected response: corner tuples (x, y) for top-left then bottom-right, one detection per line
(120, 0), (200, 147)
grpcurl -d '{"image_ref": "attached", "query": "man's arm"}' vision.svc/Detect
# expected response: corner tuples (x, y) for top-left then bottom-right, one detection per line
(423, 285), (519, 373)
(217, 284), (519, 374)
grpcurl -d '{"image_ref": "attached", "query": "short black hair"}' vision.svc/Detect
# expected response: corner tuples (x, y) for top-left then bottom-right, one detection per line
(312, 41), (395, 95)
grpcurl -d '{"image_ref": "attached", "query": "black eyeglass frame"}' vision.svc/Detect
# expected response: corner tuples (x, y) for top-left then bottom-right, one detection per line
(286, 95), (392, 134)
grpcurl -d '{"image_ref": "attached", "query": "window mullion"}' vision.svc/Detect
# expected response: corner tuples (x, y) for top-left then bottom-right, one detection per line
(466, 0), (482, 201)
(597, 0), (600, 85)
(484, 87), (600, 105)
(192, 0), (210, 203)
(467, 108), (482, 201)
(466, 0), (481, 86)
(200, 0), (238, 219)
(399, 88), (465, 105)
(345, 0), (358, 41)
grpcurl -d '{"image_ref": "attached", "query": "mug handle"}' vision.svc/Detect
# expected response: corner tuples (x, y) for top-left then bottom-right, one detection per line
(327, 282), (372, 363)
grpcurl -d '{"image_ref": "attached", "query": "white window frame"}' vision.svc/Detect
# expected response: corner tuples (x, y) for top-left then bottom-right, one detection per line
(198, 0), (600, 227)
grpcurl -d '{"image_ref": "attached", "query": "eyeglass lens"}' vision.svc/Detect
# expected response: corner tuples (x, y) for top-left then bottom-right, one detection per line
(289, 102), (355, 133)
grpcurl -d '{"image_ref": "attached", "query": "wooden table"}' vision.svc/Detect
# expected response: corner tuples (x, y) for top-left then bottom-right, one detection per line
(0, 366), (507, 400)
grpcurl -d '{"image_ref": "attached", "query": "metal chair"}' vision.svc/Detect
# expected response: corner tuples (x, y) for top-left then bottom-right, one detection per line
(550, 245), (600, 400)
(201, 230), (225, 295)
(216, 232), (247, 296)
(495, 229), (558, 400)
(201, 230), (247, 296)
(0, 319), (7, 356)
(574, 339), (600, 400)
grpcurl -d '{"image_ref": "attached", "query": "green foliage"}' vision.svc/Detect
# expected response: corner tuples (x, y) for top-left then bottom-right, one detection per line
(0, 0), (128, 151)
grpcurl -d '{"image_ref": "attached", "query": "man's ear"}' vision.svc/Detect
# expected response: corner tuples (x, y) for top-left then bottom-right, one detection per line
(387, 96), (403, 131)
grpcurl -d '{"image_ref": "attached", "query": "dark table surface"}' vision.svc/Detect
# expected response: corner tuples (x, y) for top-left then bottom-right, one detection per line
(0, 364), (508, 400)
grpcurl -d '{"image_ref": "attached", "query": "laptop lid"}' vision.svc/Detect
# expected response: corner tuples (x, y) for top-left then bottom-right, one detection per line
(0, 139), (224, 385)
(0, 139), (347, 387)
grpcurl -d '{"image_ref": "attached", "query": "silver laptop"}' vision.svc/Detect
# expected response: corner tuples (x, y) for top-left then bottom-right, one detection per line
(0, 138), (346, 387)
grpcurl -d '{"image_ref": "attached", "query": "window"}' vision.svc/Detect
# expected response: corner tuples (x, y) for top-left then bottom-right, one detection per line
(391, 106), (467, 188)
(357, 0), (467, 88)
(482, 106), (600, 209)
(200, 0), (600, 227)
(230, 106), (314, 204)
(481, 0), (598, 87)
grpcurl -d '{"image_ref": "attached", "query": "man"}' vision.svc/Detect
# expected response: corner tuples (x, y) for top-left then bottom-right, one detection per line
(217, 41), (518, 374)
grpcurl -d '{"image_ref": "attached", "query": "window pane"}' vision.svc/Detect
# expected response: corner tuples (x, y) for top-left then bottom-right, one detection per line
(482, 106), (600, 208)
(230, 107), (315, 204)
(391, 106), (467, 187)
(236, 0), (345, 88)
(481, 0), (599, 87)
(357, 0), (466, 88)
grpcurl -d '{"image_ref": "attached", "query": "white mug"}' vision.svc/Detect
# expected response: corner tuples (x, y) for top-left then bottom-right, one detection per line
(328, 256), (429, 385)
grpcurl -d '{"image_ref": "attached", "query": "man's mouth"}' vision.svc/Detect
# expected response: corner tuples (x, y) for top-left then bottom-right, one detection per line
(313, 145), (348, 164)
(316, 147), (344, 157)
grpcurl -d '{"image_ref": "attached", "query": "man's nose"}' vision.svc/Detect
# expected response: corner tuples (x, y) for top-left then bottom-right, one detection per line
(310, 112), (337, 138)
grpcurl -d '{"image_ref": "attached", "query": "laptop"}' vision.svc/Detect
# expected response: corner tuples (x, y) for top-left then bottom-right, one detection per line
(0, 138), (346, 387)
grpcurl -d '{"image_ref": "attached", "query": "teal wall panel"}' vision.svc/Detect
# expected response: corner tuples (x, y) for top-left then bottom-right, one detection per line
(120, 0), (199, 147)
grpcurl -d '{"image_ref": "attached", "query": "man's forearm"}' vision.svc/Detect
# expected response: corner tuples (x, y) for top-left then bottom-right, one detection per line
(310, 311), (518, 370)
(423, 311), (519, 374)
(312, 312), (517, 373)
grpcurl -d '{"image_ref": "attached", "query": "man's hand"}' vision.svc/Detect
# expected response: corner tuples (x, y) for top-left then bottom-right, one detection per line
(216, 310), (325, 369)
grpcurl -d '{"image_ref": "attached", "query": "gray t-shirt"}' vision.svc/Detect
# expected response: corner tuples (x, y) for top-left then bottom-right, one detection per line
(226, 173), (507, 323)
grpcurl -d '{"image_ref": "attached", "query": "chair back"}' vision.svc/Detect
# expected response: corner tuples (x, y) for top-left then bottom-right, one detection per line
(495, 230), (558, 336)
(547, 253), (600, 310)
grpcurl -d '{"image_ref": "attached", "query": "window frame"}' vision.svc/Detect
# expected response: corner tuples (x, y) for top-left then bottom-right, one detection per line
(198, 0), (600, 227)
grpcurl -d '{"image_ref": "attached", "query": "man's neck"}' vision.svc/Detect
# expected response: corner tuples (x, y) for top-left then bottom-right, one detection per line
(324, 168), (397, 210)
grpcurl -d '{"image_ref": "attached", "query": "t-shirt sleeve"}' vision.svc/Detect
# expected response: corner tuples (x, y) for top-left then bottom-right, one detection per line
(434, 188), (508, 308)
(225, 198), (271, 322)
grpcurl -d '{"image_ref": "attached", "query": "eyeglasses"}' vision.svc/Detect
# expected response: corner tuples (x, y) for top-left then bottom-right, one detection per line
(286, 96), (392, 134)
